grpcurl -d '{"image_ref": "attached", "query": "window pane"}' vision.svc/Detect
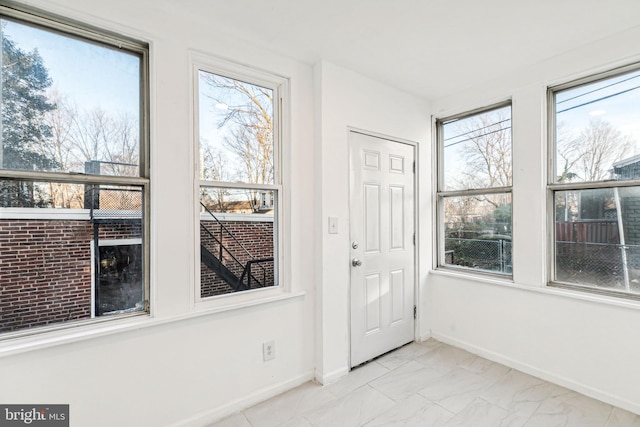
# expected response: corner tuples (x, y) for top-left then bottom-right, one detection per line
(443, 193), (512, 273)
(555, 187), (640, 295)
(0, 180), (145, 333)
(200, 187), (277, 297)
(442, 105), (511, 191)
(199, 70), (274, 185)
(554, 69), (640, 183)
(0, 18), (142, 176)
(0, 179), (142, 210)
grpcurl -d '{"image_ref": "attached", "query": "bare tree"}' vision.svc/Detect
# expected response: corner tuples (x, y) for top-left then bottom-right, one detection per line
(556, 121), (581, 183)
(41, 91), (84, 207)
(557, 118), (635, 182)
(41, 99), (141, 209)
(102, 113), (139, 177)
(447, 109), (511, 221)
(200, 141), (232, 212)
(457, 110), (512, 190)
(200, 74), (274, 186)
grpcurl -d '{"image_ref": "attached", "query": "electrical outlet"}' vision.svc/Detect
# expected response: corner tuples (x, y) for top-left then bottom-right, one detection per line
(263, 340), (275, 361)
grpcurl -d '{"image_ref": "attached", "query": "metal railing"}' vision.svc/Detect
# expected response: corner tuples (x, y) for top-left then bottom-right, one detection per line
(200, 202), (272, 290)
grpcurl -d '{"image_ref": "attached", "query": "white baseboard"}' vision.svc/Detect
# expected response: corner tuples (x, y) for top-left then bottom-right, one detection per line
(431, 332), (640, 416)
(170, 370), (315, 427)
(316, 366), (350, 385)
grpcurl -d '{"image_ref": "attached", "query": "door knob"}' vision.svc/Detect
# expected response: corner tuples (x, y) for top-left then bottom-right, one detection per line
(352, 258), (362, 267)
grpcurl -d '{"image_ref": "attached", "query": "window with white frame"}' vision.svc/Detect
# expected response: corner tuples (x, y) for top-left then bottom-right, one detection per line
(196, 63), (284, 298)
(549, 64), (640, 298)
(436, 103), (513, 275)
(0, 5), (149, 336)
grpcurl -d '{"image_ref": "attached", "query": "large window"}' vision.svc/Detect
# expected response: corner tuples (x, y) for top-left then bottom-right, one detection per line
(436, 103), (512, 275)
(549, 65), (640, 298)
(195, 62), (284, 298)
(0, 6), (149, 335)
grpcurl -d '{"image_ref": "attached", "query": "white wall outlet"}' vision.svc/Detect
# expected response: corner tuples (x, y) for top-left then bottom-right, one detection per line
(263, 340), (275, 361)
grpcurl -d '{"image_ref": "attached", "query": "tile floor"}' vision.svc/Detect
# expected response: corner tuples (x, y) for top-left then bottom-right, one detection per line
(209, 339), (640, 427)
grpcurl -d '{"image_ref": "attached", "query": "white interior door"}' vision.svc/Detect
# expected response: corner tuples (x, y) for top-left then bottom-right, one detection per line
(349, 131), (415, 367)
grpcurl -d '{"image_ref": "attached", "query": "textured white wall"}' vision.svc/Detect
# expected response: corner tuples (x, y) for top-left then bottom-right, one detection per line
(0, 1), (316, 426)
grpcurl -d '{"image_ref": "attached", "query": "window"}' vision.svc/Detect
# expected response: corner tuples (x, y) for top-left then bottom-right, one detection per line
(436, 103), (512, 275)
(0, 6), (149, 335)
(195, 62), (284, 298)
(549, 65), (640, 298)
(94, 239), (143, 316)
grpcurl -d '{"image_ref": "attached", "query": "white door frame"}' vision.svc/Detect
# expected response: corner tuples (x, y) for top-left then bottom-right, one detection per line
(348, 127), (419, 368)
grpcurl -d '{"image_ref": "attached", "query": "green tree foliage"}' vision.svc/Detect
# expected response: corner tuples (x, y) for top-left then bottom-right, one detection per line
(0, 31), (57, 206)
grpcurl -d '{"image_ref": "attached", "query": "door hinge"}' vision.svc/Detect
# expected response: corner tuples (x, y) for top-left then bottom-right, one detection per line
(413, 233), (415, 245)
(413, 305), (417, 319)
(413, 161), (416, 173)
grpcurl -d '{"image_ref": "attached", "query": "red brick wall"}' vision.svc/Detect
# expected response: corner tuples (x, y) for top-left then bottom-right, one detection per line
(201, 219), (274, 297)
(0, 215), (271, 331)
(0, 219), (141, 333)
(0, 220), (92, 333)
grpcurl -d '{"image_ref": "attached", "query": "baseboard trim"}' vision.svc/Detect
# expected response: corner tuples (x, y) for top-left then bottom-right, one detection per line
(316, 366), (350, 385)
(170, 370), (315, 427)
(431, 332), (640, 416)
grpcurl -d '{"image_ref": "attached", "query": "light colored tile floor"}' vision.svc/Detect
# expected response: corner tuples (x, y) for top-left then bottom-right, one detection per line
(209, 339), (640, 427)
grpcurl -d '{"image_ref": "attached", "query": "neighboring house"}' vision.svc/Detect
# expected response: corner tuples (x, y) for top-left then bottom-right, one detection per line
(613, 153), (640, 181)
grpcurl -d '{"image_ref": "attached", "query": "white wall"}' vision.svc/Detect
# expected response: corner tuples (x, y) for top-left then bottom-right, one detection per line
(427, 25), (640, 415)
(0, 1), (316, 426)
(314, 61), (431, 383)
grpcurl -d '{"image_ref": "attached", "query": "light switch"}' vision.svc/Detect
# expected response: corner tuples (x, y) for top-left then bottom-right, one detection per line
(328, 216), (338, 234)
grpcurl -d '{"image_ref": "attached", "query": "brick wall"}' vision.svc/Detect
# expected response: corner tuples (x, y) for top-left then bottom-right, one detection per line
(1, 215), (268, 331)
(621, 195), (640, 246)
(0, 219), (141, 333)
(201, 219), (274, 297)
(621, 195), (640, 271)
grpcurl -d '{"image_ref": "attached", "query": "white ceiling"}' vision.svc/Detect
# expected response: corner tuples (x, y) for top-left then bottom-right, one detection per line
(164, 0), (640, 100)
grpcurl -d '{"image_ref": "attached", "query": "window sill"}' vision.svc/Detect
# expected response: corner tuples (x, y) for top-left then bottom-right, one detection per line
(0, 312), (151, 358)
(432, 266), (514, 285)
(193, 286), (305, 313)
(0, 290), (306, 359)
(429, 268), (640, 311)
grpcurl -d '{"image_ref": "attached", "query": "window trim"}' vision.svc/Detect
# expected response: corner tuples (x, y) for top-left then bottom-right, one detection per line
(435, 100), (513, 277)
(0, 4), (151, 338)
(547, 62), (640, 298)
(191, 53), (289, 308)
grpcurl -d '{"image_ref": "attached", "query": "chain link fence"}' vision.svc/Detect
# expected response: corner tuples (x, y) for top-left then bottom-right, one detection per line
(445, 237), (640, 294)
(556, 241), (640, 293)
(87, 187), (143, 220)
(445, 238), (512, 273)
